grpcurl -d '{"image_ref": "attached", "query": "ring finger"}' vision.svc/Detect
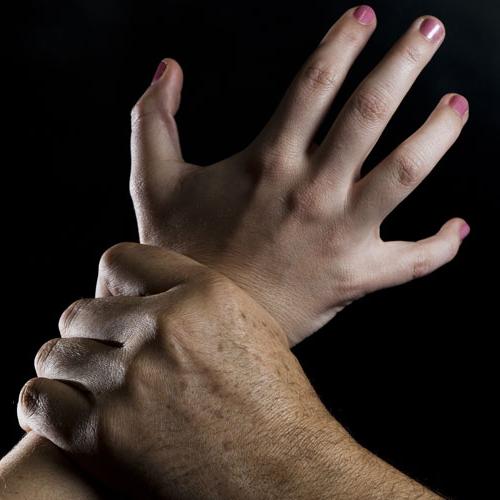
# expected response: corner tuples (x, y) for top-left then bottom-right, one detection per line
(353, 93), (469, 224)
(316, 15), (446, 183)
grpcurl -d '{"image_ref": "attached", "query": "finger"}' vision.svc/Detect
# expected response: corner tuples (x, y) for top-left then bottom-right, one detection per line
(317, 15), (446, 183)
(35, 338), (120, 392)
(372, 218), (469, 290)
(131, 58), (184, 199)
(95, 243), (210, 298)
(353, 93), (469, 225)
(17, 378), (92, 452)
(255, 6), (376, 162)
(58, 295), (142, 343)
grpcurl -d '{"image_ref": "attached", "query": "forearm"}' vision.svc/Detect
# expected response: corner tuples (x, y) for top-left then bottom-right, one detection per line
(0, 433), (105, 499)
(285, 419), (443, 500)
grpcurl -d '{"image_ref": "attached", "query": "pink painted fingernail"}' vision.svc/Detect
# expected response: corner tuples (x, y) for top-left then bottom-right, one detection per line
(419, 17), (444, 42)
(460, 223), (470, 241)
(449, 95), (469, 117)
(152, 61), (167, 84)
(353, 5), (375, 25)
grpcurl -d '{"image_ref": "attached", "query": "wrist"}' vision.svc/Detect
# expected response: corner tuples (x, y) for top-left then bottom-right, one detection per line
(259, 416), (442, 500)
(207, 260), (318, 345)
(223, 413), (355, 499)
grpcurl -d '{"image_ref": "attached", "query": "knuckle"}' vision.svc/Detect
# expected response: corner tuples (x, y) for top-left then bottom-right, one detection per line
(251, 141), (296, 181)
(392, 149), (424, 188)
(287, 186), (332, 220)
(98, 243), (142, 296)
(302, 62), (338, 94)
(338, 27), (365, 46)
(20, 378), (42, 417)
(442, 238), (460, 263)
(153, 308), (177, 339)
(151, 306), (193, 353)
(58, 299), (91, 335)
(399, 43), (422, 65)
(411, 249), (432, 280)
(99, 243), (138, 276)
(352, 87), (390, 124)
(21, 378), (90, 449)
(130, 97), (154, 128)
(35, 339), (60, 373)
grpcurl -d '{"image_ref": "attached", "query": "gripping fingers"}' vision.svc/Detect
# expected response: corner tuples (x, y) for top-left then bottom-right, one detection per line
(17, 378), (92, 452)
(35, 338), (120, 393)
(58, 296), (141, 343)
(354, 93), (469, 225)
(95, 243), (211, 298)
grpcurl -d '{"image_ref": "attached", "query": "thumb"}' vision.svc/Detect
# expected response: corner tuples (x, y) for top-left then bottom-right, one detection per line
(131, 58), (184, 199)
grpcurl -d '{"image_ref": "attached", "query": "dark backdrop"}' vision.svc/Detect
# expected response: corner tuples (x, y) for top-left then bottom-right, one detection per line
(6, 1), (498, 498)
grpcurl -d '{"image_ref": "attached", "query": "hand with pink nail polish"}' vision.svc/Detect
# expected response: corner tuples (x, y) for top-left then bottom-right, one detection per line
(131, 5), (469, 345)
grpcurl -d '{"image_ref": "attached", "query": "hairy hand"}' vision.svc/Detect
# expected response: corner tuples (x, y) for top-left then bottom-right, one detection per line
(17, 244), (346, 499)
(131, 6), (469, 345)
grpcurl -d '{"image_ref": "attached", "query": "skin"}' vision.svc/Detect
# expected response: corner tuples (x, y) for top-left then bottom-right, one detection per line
(17, 243), (440, 499)
(131, 7), (469, 345)
(0, 433), (104, 499)
(1, 6), (465, 498)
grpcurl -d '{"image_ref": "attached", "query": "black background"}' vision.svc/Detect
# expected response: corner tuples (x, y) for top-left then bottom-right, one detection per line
(6, 1), (498, 498)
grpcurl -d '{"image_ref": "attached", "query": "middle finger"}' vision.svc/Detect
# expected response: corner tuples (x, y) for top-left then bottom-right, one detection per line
(315, 16), (445, 183)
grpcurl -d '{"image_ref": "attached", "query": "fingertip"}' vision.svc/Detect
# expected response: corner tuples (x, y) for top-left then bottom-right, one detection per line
(151, 60), (168, 85)
(17, 378), (47, 433)
(320, 4), (377, 45)
(434, 218), (468, 263)
(34, 340), (56, 376)
(418, 15), (446, 43)
(434, 94), (469, 127)
(459, 221), (471, 241)
(352, 5), (377, 27)
(150, 58), (184, 115)
(18, 378), (41, 417)
(439, 217), (469, 239)
(134, 58), (184, 121)
(17, 377), (92, 449)
(446, 93), (469, 121)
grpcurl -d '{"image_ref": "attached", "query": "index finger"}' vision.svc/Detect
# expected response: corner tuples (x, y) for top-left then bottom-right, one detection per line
(95, 243), (211, 298)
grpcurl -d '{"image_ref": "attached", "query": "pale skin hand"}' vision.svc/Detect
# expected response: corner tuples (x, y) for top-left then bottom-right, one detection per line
(0, 433), (105, 500)
(131, 6), (470, 345)
(18, 243), (440, 499)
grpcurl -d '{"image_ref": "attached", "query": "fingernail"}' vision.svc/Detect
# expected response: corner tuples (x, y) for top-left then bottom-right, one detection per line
(419, 17), (444, 42)
(152, 61), (167, 84)
(449, 94), (469, 117)
(460, 223), (470, 241)
(353, 5), (375, 25)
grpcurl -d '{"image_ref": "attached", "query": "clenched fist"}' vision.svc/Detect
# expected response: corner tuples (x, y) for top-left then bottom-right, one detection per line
(18, 243), (438, 499)
(18, 244), (336, 498)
